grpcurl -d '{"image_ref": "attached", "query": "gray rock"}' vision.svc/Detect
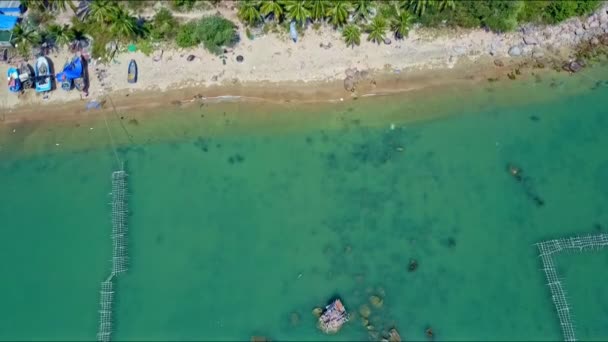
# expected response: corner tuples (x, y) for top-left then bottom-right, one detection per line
(532, 49), (545, 59)
(508, 46), (522, 57)
(591, 37), (600, 45)
(344, 76), (356, 92)
(384, 38), (391, 45)
(453, 45), (467, 55)
(523, 35), (539, 45)
(589, 21), (600, 29)
(575, 28), (585, 36)
(564, 60), (583, 73)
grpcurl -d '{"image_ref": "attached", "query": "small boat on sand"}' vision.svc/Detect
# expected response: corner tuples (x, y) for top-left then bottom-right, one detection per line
(35, 56), (52, 93)
(7, 67), (21, 93)
(127, 59), (137, 84)
(56, 55), (84, 91)
(18, 63), (34, 89)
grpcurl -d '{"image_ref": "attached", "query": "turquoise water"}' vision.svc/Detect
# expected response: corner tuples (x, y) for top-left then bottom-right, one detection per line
(1, 67), (608, 341)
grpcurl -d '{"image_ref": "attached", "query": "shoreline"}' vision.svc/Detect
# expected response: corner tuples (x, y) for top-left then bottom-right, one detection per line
(0, 55), (563, 125)
(0, 3), (607, 123)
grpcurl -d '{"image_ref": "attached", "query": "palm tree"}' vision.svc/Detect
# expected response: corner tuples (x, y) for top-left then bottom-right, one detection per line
(260, 0), (284, 22)
(47, 24), (75, 47)
(109, 6), (137, 40)
(237, 0), (262, 26)
(342, 23), (360, 47)
(390, 10), (413, 39)
(352, 0), (375, 23)
(366, 16), (387, 44)
(11, 23), (41, 56)
(403, 0), (432, 17)
(437, 0), (455, 12)
(309, 0), (329, 22)
(51, 0), (78, 13)
(284, 0), (311, 26)
(326, 1), (351, 27)
(88, 0), (120, 23)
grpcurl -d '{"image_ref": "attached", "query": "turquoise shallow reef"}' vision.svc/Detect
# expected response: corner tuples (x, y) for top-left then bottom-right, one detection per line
(1, 65), (607, 341)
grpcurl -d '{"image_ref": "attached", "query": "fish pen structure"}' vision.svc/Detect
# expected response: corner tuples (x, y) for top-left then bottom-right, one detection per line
(111, 170), (128, 275)
(97, 279), (114, 342)
(97, 170), (129, 342)
(536, 233), (608, 342)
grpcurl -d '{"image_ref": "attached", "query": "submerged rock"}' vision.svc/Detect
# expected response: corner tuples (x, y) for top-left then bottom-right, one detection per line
(359, 304), (371, 318)
(312, 307), (323, 317)
(370, 295), (383, 308)
(388, 328), (402, 342)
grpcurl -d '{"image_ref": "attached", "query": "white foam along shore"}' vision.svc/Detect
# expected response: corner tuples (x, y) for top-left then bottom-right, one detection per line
(1, 2), (607, 111)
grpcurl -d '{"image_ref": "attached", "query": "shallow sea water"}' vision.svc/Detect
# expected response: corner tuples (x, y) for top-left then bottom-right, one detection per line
(1, 66), (608, 341)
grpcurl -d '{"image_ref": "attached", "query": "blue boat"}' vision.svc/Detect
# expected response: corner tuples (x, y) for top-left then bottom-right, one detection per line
(56, 55), (84, 91)
(7, 67), (21, 93)
(35, 56), (52, 93)
(128, 59), (137, 84)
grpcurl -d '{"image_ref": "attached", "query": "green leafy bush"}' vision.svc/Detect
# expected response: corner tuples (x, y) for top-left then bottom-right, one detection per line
(147, 8), (179, 40)
(545, 0), (601, 23)
(195, 15), (238, 54)
(175, 21), (199, 47)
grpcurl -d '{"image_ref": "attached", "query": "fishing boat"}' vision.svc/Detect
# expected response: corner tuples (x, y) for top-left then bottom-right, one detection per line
(127, 59), (137, 84)
(7, 67), (21, 93)
(56, 55), (84, 91)
(18, 62), (34, 89)
(35, 56), (52, 93)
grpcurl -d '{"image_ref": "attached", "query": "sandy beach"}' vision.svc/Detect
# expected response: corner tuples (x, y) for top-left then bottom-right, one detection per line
(1, 2), (607, 122)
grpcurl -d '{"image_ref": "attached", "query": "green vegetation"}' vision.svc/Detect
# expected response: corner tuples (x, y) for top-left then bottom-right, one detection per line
(13, 0), (602, 59)
(342, 24), (361, 47)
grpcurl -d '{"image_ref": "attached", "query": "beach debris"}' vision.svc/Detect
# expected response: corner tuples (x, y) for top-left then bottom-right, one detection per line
(359, 304), (371, 318)
(369, 295), (383, 308)
(408, 259), (418, 272)
(153, 49), (164, 62)
(384, 38), (392, 45)
(388, 328), (402, 342)
(320, 42), (333, 49)
(186, 54), (196, 62)
(236, 55), (244, 63)
(318, 298), (349, 334)
(312, 307), (323, 317)
(493, 59), (504, 67)
(425, 327), (434, 340)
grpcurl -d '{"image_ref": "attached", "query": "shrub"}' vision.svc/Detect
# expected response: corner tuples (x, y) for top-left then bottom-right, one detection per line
(195, 16), (238, 54)
(148, 8), (179, 40)
(545, 0), (601, 23)
(175, 21), (199, 48)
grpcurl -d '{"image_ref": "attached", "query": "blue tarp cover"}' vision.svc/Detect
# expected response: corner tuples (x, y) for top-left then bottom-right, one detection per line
(0, 14), (17, 30)
(56, 56), (83, 82)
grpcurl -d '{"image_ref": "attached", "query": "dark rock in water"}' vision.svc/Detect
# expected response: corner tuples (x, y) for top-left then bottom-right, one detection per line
(186, 54), (196, 62)
(425, 327), (434, 341)
(564, 60), (584, 73)
(507, 163), (523, 182)
(529, 115), (540, 121)
(236, 55), (244, 63)
(408, 259), (418, 272)
(446, 237), (456, 248)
